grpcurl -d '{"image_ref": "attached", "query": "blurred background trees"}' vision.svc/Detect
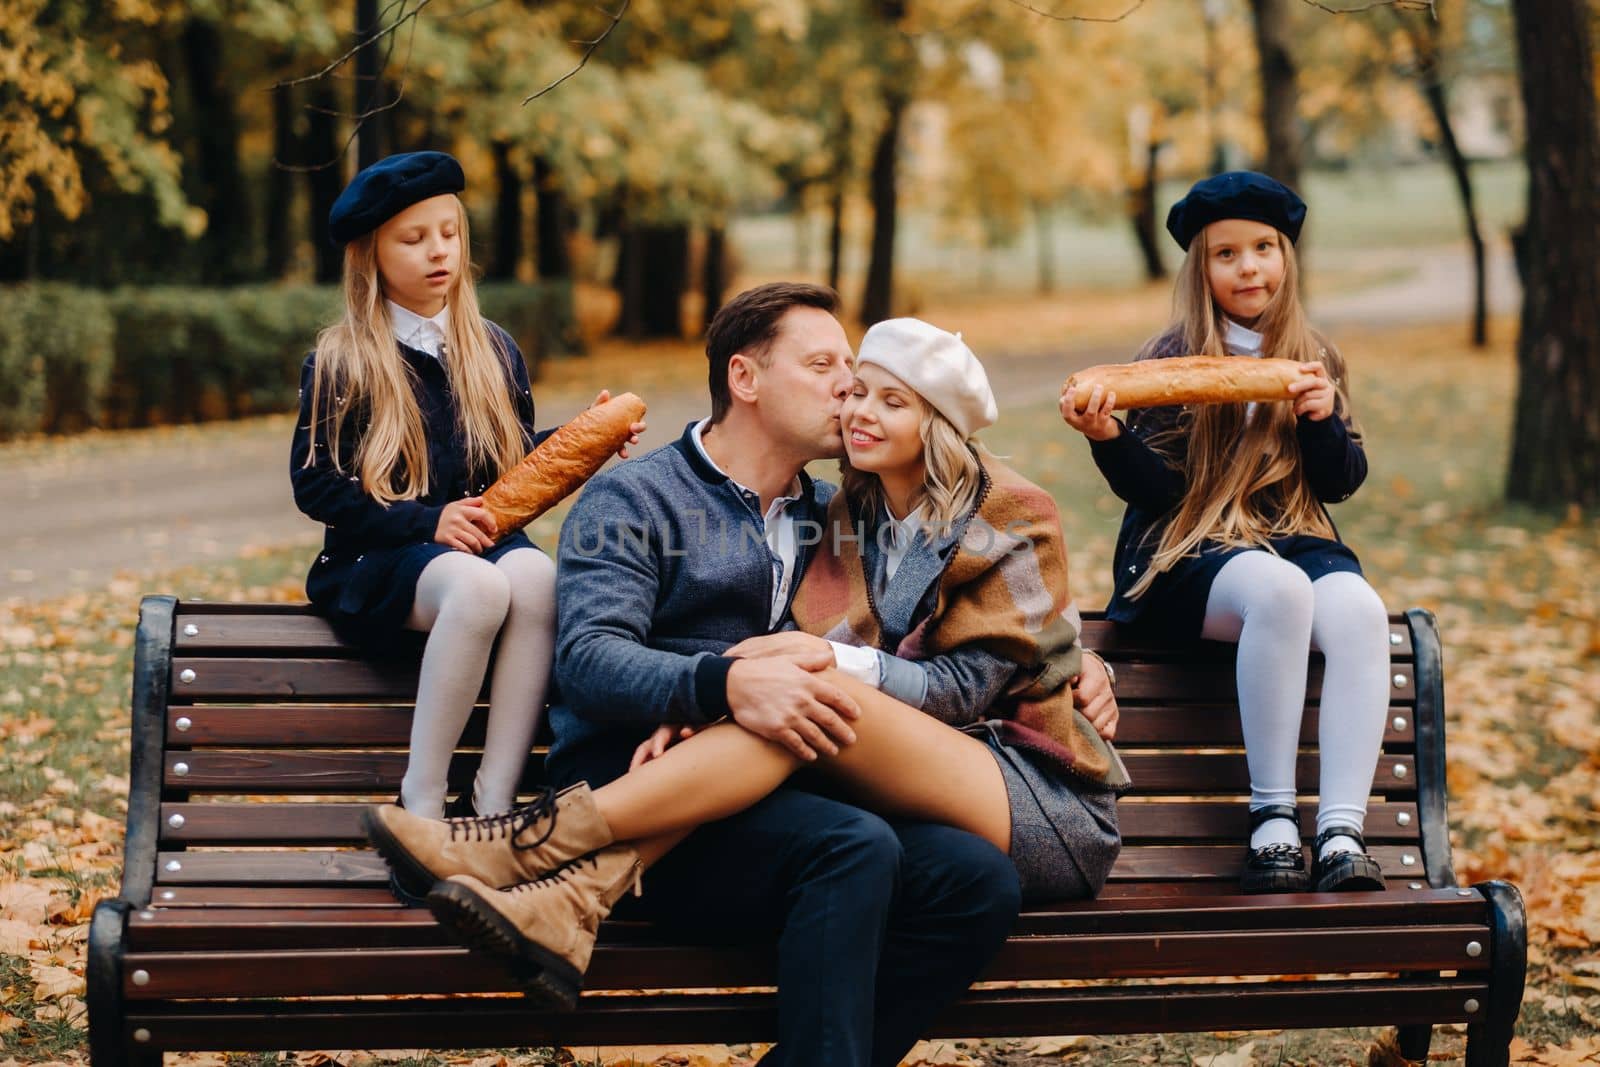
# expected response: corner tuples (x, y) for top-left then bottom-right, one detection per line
(2, 0), (1593, 508)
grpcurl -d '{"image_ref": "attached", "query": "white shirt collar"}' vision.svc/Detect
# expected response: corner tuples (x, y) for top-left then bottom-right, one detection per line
(1223, 318), (1264, 357)
(691, 418), (803, 628)
(881, 503), (925, 582)
(690, 418), (803, 512)
(388, 300), (450, 359)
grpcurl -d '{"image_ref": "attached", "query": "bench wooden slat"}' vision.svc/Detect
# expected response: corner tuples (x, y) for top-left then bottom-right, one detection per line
(169, 656), (1420, 702)
(162, 703), (1422, 749)
(159, 749), (1419, 795)
(124, 888), (1488, 951)
(170, 611), (1415, 659)
(120, 977), (1481, 1052)
(151, 843), (1436, 887)
(156, 799), (1426, 846)
(145, 877), (1451, 913)
(144, 885), (406, 908)
(122, 920), (1489, 998)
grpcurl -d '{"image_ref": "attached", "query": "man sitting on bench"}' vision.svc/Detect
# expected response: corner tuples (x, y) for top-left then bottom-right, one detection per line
(369, 282), (1114, 1065)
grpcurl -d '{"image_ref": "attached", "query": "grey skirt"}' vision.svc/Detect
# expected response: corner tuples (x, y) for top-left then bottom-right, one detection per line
(965, 721), (1121, 903)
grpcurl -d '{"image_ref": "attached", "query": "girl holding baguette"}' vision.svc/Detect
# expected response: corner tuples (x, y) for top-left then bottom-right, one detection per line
(290, 151), (641, 849)
(1060, 171), (1389, 895)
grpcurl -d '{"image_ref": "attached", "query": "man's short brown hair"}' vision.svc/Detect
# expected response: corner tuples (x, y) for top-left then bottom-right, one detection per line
(705, 282), (841, 423)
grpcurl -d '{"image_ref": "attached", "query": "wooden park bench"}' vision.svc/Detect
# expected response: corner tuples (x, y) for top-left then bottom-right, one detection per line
(87, 595), (1526, 1066)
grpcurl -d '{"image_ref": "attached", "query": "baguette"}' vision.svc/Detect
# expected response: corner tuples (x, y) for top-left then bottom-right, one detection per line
(1063, 356), (1303, 412)
(482, 392), (647, 536)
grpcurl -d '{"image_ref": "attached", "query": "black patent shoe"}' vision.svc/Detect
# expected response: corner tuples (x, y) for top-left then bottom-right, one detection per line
(1311, 826), (1387, 892)
(1242, 804), (1310, 894)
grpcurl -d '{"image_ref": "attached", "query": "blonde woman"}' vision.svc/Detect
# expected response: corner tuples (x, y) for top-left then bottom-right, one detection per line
(291, 152), (641, 864)
(372, 317), (1126, 1012)
(1060, 171), (1389, 896)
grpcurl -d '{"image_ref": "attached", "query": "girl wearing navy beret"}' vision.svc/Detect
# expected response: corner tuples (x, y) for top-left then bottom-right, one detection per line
(290, 152), (642, 859)
(1060, 172), (1389, 896)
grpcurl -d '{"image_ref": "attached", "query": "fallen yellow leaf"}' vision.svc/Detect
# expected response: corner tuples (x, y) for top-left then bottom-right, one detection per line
(28, 962), (84, 1001)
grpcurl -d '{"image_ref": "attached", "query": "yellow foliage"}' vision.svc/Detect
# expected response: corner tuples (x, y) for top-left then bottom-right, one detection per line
(0, 0), (185, 240)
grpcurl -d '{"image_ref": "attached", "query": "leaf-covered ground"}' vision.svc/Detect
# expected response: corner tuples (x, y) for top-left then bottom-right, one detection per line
(1, 318), (1595, 1066)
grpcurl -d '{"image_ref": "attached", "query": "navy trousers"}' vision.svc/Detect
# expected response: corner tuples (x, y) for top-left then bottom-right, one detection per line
(555, 748), (1020, 1066)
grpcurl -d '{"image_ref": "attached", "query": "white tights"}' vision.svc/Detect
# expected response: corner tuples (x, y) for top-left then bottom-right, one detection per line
(402, 548), (557, 818)
(1200, 551), (1391, 858)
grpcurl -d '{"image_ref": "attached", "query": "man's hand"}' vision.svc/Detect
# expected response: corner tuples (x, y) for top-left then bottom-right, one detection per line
(727, 658), (860, 761)
(629, 723), (701, 771)
(725, 632), (835, 671)
(1073, 651), (1119, 741)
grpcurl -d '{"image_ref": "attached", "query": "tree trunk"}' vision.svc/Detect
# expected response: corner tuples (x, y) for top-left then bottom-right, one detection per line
(1034, 200), (1056, 295)
(793, 195), (811, 273)
(266, 81), (297, 278)
(1505, 0), (1600, 509)
(489, 140), (521, 280)
(1130, 141), (1166, 282)
(532, 154), (571, 279)
(355, 0), (382, 169)
(860, 93), (905, 326)
(827, 173), (846, 296)
(1421, 79), (1487, 348)
(307, 84), (344, 284)
(613, 218), (688, 339)
(702, 223), (727, 335)
(1247, 0), (1302, 189)
(182, 18), (250, 282)
(1399, 13), (1487, 349)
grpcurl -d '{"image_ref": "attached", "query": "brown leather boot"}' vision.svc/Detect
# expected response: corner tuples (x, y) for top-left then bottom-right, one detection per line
(363, 783), (614, 904)
(426, 844), (643, 1010)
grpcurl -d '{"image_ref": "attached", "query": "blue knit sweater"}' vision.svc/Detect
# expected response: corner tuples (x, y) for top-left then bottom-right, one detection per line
(546, 422), (836, 777)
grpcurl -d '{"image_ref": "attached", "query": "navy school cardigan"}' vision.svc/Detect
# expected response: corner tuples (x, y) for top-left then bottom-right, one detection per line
(1087, 330), (1368, 628)
(289, 323), (553, 625)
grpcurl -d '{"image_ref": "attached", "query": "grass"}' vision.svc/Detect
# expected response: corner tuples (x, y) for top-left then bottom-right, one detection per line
(1, 312), (1596, 1066)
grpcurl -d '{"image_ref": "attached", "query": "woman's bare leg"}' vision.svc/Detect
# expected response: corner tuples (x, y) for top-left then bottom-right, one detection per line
(595, 670), (1011, 855)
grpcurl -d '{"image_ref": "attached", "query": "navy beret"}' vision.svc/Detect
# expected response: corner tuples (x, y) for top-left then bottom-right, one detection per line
(1165, 171), (1307, 251)
(328, 151), (466, 246)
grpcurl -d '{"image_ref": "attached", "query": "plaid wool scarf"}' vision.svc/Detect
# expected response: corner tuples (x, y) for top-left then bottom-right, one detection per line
(791, 458), (1131, 791)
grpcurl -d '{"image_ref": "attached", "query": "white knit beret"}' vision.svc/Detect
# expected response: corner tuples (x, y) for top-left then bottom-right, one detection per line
(855, 318), (997, 439)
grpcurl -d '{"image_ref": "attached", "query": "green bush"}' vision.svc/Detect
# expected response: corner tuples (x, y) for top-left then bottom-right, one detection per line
(104, 286), (339, 427)
(0, 281), (580, 437)
(0, 285), (115, 436)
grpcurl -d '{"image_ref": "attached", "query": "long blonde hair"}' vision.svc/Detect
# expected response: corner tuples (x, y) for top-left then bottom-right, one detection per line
(841, 400), (985, 534)
(1129, 227), (1359, 599)
(303, 196), (527, 505)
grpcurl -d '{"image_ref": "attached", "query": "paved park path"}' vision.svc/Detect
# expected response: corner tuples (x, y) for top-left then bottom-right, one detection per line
(0, 244), (1519, 603)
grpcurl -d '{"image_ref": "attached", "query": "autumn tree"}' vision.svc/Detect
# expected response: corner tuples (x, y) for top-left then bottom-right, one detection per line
(1505, 0), (1600, 509)
(0, 0), (190, 283)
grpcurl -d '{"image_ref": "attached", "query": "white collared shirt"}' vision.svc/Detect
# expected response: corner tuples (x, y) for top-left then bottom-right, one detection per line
(389, 300), (450, 360)
(1223, 318), (1265, 418)
(690, 419), (804, 629)
(1223, 317), (1264, 357)
(881, 503), (926, 583)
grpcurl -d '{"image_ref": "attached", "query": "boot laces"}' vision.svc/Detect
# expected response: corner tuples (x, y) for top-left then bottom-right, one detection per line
(444, 785), (559, 845)
(507, 860), (580, 896)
